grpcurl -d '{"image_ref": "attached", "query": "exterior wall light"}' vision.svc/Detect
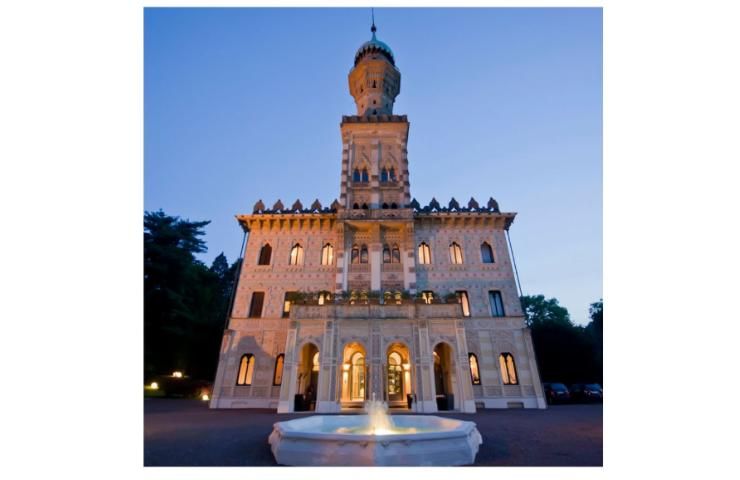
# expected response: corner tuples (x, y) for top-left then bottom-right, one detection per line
(150, 382), (159, 390)
(172, 371), (183, 378)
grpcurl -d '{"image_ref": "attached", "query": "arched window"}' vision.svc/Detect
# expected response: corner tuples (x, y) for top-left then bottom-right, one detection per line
(469, 353), (481, 385)
(289, 243), (304, 265)
(382, 202), (389, 209)
(353, 203), (360, 209)
(489, 290), (505, 317)
(418, 242), (431, 264)
(390, 202), (397, 209)
(236, 354), (255, 385)
(481, 242), (494, 263)
(383, 245), (391, 263)
(351, 245), (359, 264)
(321, 243), (334, 266)
(391, 244), (400, 263)
(353, 169), (361, 182)
(449, 242), (464, 264)
(457, 290), (471, 317)
(361, 169), (369, 183)
(499, 353), (518, 385)
(360, 245), (368, 264)
(273, 354), (284, 386)
(361, 203), (368, 209)
(257, 243), (272, 265)
(381, 168), (388, 182)
(389, 167), (396, 181)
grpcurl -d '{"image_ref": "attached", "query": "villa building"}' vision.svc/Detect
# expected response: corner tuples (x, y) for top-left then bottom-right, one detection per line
(210, 23), (547, 412)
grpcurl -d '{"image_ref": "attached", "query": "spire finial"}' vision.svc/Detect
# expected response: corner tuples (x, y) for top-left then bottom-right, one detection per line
(371, 8), (377, 38)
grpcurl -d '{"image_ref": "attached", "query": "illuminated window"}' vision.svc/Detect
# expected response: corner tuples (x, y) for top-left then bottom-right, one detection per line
(421, 291), (434, 304)
(248, 292), (264, 318)
(449, 242), (464, 264)
(258, 244), (272, 265)
(481, 242), (494, 263)
(282, 292), (295, 318)
(360, 245), (368, 264)
(383, 245), (391, 263)
(418, 242), (432, 264)
(361, 169), (369, 183)
(469, 353), (481, 385)
(312, 352), (320, 372)
(351, 245), (359, 264)
(456, 290), (471, 317)
(391, 244), (400, 263)
(321, 243), (334, 266)
(273, 354), (285, 385)
(381, 168), (388, 182)
(353, 169), (361, 182)
(499, 353), (518, 385)
(489, 291), (505, 317)
(289, 243), (304, 265)
(318, 291), (331, 305)
(236, 354), (255, 385)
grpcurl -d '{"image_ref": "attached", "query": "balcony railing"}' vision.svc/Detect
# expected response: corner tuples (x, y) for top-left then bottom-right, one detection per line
(291, 302), (461, 320)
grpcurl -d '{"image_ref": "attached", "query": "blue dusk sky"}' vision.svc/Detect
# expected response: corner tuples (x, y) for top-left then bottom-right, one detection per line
(144, 7), (602, 325)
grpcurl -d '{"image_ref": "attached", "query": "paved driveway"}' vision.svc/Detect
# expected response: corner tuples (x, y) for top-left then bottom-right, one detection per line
(144, 399), (602, 466)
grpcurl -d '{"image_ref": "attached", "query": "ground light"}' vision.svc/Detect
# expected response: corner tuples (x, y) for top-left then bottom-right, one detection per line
(202, 394), (210, 401)
(150, 382), (159, 390)
(172, 371), (183, 378)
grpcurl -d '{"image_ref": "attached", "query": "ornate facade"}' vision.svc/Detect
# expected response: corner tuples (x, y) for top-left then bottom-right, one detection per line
(210, 24), (546, 412)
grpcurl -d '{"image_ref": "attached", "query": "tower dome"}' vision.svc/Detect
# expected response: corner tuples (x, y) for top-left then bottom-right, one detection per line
(348, 21), (401, 116)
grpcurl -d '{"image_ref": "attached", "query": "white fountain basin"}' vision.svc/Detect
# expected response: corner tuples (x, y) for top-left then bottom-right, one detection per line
(268, 415), (483, 466)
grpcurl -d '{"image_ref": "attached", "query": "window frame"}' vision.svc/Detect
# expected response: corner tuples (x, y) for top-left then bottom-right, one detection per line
(418, 242), (432, 264)
(257, 243), (272, 265)
(457, 290), (471, 317)
(321, 243), (334, 266)
(488, 290), (505, 317)
(449, 242), (464, 264)
(480, 242), (495, 264)
(499, 352), (518, 385)
(236, 354), (255, 386)
(468, 353), (481, 385)
(248, 291), (265, 318)
(289, 243), (304, 266)
(273, 354), (285, 386)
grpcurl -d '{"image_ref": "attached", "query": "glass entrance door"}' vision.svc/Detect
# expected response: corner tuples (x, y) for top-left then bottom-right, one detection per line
(350, 352), (365, 401)
(387, 351), (403, 402)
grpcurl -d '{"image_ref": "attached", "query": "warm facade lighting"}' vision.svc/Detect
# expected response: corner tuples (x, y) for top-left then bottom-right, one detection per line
(402, 363), (410, 371)
(150, 382), (159, 390)
(343, 363), (351, 371)
(172, 371), (183, 378)
(201, 394), (210, 401)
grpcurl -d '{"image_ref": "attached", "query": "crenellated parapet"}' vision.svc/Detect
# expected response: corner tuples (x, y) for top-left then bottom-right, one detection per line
(409, 196), (502, 214)
(252, 198), (341, 215)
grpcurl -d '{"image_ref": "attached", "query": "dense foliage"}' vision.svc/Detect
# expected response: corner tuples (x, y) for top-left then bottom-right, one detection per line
(144, 210), (240, 381)
(522, 295), (603, 384)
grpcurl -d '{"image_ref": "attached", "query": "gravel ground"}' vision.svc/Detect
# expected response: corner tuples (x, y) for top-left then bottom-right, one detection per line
(144, 399), (602, 467)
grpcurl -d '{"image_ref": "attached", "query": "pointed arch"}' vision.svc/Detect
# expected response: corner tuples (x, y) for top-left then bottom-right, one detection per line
(481, 242), (494, 263)
(289, 243), (304, 265)
(257, 243), (272, 265)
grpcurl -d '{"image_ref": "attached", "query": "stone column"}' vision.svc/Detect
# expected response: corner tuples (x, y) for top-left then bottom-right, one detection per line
(277, 325), (298, 413)
(455, 322), (477, 413)
(209, 329), (236, 408)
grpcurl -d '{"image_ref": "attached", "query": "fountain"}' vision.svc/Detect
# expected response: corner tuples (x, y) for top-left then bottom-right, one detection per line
(268, 394), (483, 466)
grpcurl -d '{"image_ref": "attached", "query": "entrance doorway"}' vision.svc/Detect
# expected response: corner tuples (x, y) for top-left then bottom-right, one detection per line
(340, 342), (367, 408)
(386, 343), (412, 408)
(296, 343), (319, 411)
(433, 342), (455, 411)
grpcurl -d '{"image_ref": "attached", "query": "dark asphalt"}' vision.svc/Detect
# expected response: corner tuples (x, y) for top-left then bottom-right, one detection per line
(144, 399), (602, 467)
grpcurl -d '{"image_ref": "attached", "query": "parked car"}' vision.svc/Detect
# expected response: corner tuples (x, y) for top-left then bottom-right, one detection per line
(569, 383), (603, 403)
(543, 382), (571, 404)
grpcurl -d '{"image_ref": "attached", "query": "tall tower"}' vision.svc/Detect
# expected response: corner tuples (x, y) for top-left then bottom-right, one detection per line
(336, 20), (416, 295)
(339, 21), (411, 212)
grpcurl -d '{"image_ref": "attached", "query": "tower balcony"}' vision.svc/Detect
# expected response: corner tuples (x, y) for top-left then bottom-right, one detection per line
(291, 302), (461, 321)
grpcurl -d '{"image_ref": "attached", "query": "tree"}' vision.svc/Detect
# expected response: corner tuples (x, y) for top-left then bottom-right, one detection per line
(522, 294), (601, 384)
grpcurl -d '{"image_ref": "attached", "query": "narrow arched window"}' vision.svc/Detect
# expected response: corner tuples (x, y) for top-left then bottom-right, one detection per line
(318, 291), (331, 305)
(382, 202), (389, 209)
(381, 168), (388, 182)
(489, 290), (505, 317)
(353, 169), (361, 182)
(321, 243), (334, 266)
(391, 244), (400, 263)
(469, 353), (481, 385)
(383, 245), (391, 263)
(289, 243), (304, 265)
(258, 244), (272, 265)
(389, 167), (396, 181)
(351, 245), (359, 264)
(499, 353), (518, 385)
(312, 352), (320, 372)
(237, 354), (255, 385)
(360, 244), (368, 264)
(353, 203), (360, 209)
(449, 242), (463, 264)
(418, 242), (431, 264)
(361, 203), (368, 209)
(390, 202), (397, 209)
(481, 242), (494, 263)
(273, 354), (285, 385)
(361, 169), (369, 183)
